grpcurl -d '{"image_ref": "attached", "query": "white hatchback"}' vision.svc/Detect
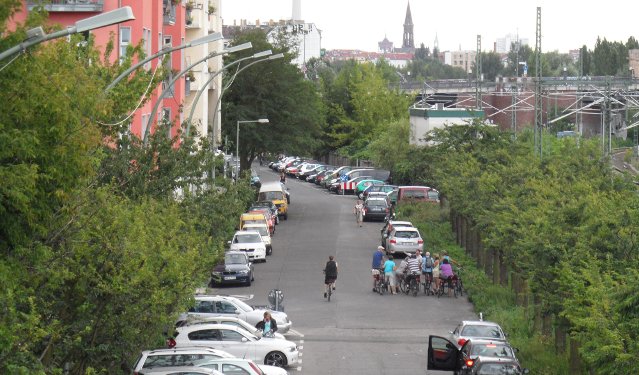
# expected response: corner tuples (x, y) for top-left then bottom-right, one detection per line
(175, 324), (299, 367)
(229, 230), (267, 262)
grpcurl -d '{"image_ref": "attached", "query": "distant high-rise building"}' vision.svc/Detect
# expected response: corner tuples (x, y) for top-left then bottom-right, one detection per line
(402, 1), (414, 50)
(495, 33), (529, 53)
(292, 0), (301, 21)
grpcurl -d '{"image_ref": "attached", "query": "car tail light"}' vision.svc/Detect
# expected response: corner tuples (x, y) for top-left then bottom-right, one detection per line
(390, 239), (397, 244)
(458, 338), (467, 347)
(248, 361), (264, 375)
(418, 239), (424, 244)
(465, 359), (474, 367)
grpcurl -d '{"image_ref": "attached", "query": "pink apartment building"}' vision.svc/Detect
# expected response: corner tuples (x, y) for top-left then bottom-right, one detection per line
(9, 0), (188, 140)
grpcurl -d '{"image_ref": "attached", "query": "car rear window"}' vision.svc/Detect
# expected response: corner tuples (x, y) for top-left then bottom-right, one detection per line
(366, 200), (387, 207)
(395, 231), (418, 239)
(461, 325), (503, 338)
(470, 343), (515, 357)
(235, 234), (261, 243)
(402, 189), (427, 199)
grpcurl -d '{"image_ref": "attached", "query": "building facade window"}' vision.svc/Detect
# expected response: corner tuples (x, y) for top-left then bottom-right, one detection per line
(143, 28), (151, 69)
(119, 26), (131, 62)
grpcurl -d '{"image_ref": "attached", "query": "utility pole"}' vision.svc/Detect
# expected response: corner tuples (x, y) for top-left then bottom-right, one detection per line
(475, 35), (482, 110)
(512, 35), (520, 135)
(534, 7), (543, 157)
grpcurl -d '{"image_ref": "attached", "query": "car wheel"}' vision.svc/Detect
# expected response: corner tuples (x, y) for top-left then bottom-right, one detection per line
(265, 351), (287, 367)
(245, 279), (252, 287)
(267, 246), (273, 255)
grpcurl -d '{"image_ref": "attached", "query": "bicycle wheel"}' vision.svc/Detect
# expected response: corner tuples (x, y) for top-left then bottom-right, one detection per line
(328, 287), (332, 302)
(378, 280), (386, 295)
(453, 281), (458, 298)
(410, 279), (418, 297)
(398, 278), (407, 294)
(457, 280), (464, 296)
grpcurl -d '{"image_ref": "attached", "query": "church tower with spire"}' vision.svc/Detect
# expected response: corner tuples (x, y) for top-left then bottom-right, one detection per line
(402, 1), (414, 50)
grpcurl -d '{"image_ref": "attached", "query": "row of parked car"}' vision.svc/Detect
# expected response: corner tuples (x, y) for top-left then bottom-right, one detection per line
(269, 157), (440, 225)
(131, 172), (298, 375)
(428, 318), (529, 374)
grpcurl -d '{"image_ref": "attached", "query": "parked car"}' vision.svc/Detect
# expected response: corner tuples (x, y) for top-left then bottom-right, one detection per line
(132, 347), (235, 374)
(174, 324), (299, 367)
(380, 220), (414, 246)
(333, 175), (373, 194)
(178, 315), (285, 340)
(295, 163), (321, 179)
(362, 184), (397, 200)
(228, 231), (267, 263)
(178, 295), (292, 334)
(250, 201), (280, 224)
(313, 169), (334, 185)
(362, 197), (390, 221)
(396, 186), (440, 204)
(384, 227), (424, 254)
(355, 179), (385, 198)
(139, 366), (222, 375)
(242, 224), (272, 255)
(427, 335), (528, 374)
(258, 181), (289, 220)
(240, 212), (272, 236)
(210, 251), (254, 287)
(426, 336), (521, 374)
(247, 208), (276, 235)
(197, 358), (290, 375)
(448, 320), (508, 349)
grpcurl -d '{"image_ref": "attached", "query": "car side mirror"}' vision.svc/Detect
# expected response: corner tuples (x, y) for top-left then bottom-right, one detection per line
(227, 241), (232, 245)
(241, 337), (248, 342)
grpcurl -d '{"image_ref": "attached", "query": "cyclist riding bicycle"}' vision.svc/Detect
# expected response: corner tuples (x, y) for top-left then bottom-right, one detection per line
(324, 255), (338, 298)
(439, 258), (455, 297)
(422, 251), (435, 293)
(404, 251), (422, 292)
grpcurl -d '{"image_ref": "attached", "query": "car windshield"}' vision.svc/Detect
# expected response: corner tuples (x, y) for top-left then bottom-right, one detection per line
(225, 254), (247, 265)
(143, 354), (222, 368)
(461, 325), (503, 338)
(428, 190), (440, 200)
(477, 363), (521, 375)
(394, 231), (419, 239)
(232, 299), (253, 312)
(471, 344), (515, 358)
(244, 227), (267, 236)
(234, 234), (261, 243)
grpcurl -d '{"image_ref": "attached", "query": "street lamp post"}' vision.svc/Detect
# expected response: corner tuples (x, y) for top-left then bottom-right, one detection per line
(0, 6), (135, 62)
(236, 119), (269, 180)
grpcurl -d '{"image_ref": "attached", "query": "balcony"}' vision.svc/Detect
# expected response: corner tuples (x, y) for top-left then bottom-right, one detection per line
(27, 0), (104, 12)
(163, 0), (176, 25)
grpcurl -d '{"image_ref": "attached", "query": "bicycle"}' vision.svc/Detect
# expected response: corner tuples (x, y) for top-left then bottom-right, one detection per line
(454, 268), (464, 297)
(423, 272), (433, 295)
(373, 269), (387, 295)
(437, 276), (456, 298)
(407, 271), (420, 297)
(326, 279), (335, 301)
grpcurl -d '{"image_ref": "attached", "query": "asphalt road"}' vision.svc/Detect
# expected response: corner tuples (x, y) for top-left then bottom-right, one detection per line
(212, 165), (477, 374)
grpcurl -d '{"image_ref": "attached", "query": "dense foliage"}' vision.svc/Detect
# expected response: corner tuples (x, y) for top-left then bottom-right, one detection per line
(0, 11), (254, 374)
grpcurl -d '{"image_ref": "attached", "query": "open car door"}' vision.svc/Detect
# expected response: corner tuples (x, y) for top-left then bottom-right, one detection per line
(428, 335), (461, 371)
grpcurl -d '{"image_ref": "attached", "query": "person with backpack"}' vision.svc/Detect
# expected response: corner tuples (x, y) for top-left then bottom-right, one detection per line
(323, 255), (338, 298)
(422, 251), (435, 294)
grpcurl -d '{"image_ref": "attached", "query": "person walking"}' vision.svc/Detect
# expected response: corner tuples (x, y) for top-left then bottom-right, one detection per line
(324, 255), (338, 298)
(354, 200), (364, 227)
(383, 255), (398, 294)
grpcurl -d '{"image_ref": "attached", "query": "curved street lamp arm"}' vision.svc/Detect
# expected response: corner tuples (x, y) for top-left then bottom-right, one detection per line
(105, 32), (223, 92)
(184, 50), (272, 136)
(142, 42), (252, 144)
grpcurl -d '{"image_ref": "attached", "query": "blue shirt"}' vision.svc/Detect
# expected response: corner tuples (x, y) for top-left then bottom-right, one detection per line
(372, 251), (384, 269)
(264, 321), (271, 333)
(383, 259), (396, 274)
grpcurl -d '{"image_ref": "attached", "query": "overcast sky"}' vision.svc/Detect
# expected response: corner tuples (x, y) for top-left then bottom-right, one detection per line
(221, 0), (638, 53)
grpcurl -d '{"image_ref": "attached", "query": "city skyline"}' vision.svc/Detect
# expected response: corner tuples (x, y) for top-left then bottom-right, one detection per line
(221, 0), (639, 54)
